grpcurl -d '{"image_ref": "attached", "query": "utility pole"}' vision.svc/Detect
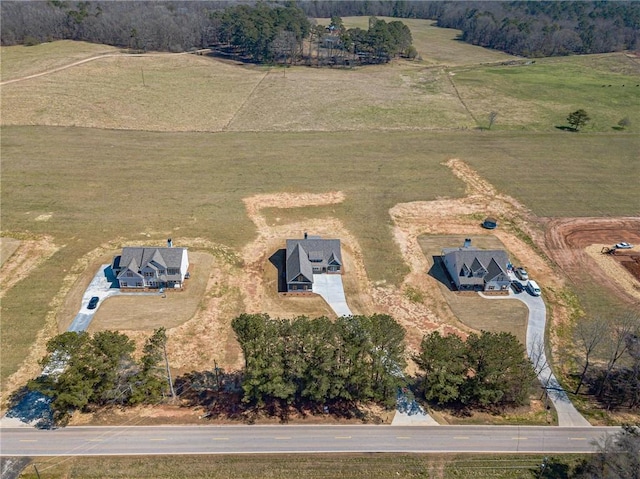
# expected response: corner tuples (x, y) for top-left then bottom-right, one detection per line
(162, 341), (176, 401)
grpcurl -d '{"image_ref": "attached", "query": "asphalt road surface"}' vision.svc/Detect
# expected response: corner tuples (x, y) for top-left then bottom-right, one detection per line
(0, 425), (620, 457)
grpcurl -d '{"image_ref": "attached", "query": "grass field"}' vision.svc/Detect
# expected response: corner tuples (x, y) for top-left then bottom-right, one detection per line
(17, 453), (585, 478)
(0, 40), (120, 82)
(1, 17), (639, 411)
(0, 237), (21, 266)
(2, 127), (638, 391)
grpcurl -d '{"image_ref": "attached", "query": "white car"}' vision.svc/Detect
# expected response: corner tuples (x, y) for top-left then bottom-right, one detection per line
(615, 242), (633, 249)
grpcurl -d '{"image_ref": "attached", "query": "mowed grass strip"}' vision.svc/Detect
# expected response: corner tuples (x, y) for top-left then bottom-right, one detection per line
(20, 454), (585, 478)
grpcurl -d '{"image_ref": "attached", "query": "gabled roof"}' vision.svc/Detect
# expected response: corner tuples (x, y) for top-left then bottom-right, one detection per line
(485, 257), (507, 282)
(443, 247), (509, 285)
(118, 247), (186, 273)
(285, 237), (342, 284)
(286, 244), (313, 283)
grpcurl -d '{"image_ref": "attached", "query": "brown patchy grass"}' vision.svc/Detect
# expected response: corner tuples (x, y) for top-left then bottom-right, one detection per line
(17, 453), (585, 478)
(0, 237), (21, 266)
(0, 40), (120, 82)
(1, 54), (265, 131)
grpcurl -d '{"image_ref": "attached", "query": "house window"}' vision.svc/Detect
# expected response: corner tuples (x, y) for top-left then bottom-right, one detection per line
(121, 282), (127, 287)
(144, 272), (155, 278)
(127, 272), (134, 277)
(159, 269), (165, 275)
(487, 286), (494, 290)
(292, 285), (297, 291)
(167, 268), (178, 275)
(136, 282), (142, 287)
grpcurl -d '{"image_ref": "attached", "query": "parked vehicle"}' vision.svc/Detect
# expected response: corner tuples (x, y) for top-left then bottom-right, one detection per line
(511, 281), (524, 293)
(526, 280), (541, 296)
(615, 242), (633, 249)
(88, 296), (99, 309)
(482, 217), (498, 229)
(515, 267), (529, 280)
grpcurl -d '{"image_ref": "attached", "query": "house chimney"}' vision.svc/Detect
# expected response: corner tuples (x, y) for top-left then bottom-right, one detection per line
(304, 232), (308, 239)
(167, 238), (173, 248)
(463, 238), (471, 248)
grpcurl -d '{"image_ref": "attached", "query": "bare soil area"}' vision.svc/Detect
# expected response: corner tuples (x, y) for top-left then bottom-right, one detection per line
(545, 217), (640, 307)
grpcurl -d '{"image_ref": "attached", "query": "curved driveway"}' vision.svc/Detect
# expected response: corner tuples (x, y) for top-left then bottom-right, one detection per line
(481, 289), (591, 427)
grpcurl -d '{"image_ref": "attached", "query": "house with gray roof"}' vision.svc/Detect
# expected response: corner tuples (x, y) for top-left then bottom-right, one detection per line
(442, 239), (510, 292)
(285, 234), (342, 292)
(112, 241), (189, 289)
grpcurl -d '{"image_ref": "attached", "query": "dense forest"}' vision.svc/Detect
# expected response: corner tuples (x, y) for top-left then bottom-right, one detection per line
(1, 1), (638, 58)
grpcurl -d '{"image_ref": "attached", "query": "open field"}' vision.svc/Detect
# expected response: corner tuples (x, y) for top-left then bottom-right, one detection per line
(2, 21), (639, 133)
(1, 17), (639, 427)
(337, 17), (518, 66)
(13, 453), (586, 479)
(451, 52), (640, 131)
(0, 40), (120, 82)
(2, 126), (639, 397)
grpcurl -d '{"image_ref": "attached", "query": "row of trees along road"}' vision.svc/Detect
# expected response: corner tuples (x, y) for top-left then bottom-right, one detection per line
(414, 331), (536, 409)
(232, 313), (407, 408)
(21, 313), (547, 426)
(27, 328), (172, 425)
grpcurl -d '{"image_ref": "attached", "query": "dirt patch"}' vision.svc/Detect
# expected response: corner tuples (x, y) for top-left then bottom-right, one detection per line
(545, 217), (640, 307)
(584, 245), (640, 302)
(388, 159), (566, 351)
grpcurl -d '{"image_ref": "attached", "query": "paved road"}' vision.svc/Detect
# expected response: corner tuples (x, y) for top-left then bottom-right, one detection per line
(0, 425), (619, 456)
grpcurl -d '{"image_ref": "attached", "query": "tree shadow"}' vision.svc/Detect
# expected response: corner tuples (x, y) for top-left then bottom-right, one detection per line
(269, 249), (287, 292)
(555, 125), (577, 132)
(5, 385), (55, 429)
(529, 457), (571, 478)
(428, 256), (456, 291)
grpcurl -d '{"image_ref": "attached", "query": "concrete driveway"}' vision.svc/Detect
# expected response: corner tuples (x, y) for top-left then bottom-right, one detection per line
(67, 264), (120, 332)
(312, 274), (352, 317)
(480, 288), (591, 427)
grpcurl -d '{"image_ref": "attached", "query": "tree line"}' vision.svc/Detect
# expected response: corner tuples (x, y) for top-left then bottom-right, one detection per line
(3, 2), (635, 58)
(572, 314), (640, 411)
(414, 330), (536, 410)
(26, 328), (171, 425)
(232, 313), (407, 408)
(17, 313), (545, 426)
